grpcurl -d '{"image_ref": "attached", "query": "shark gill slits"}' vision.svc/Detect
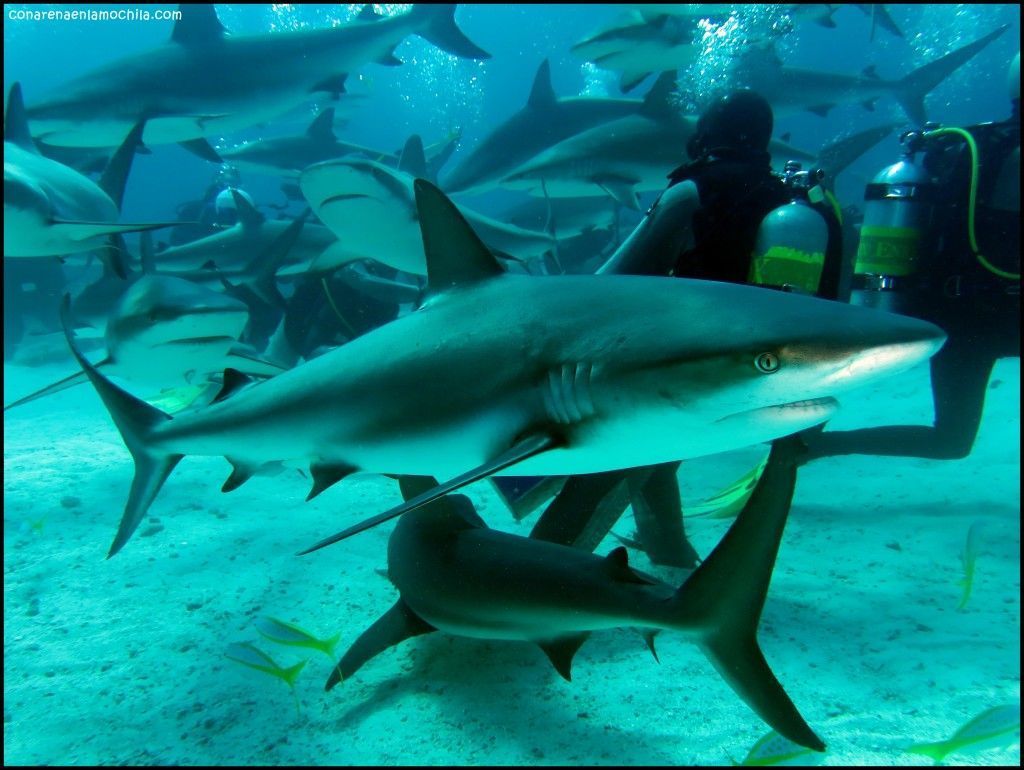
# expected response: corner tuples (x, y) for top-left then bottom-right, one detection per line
(755, 352), (781, 374)
(543, 363), (596, 426)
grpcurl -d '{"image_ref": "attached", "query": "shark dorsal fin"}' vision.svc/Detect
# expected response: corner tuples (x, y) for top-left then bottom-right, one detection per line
(307, 462), (357, 501)
(603, 546), (653, 584)
(4, 82), (37, 153)
(398, 135), (428, 178)
(413, 179), (503, 294)
(232, 189), (264, 229)
(213, 368), (254, 404)
(537, 633), (590, 681)
(527, 59), (557, 110)
(171, 4), (227, 46)
(357, 4), (382, 21)
(306, 108), (336, 142)
(639, 71), (678, 120)
(99, 118), (147, 210)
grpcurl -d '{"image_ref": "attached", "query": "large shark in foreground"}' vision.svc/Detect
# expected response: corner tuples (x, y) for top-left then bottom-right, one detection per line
(24, 4), (489, 149)
(329, 447), (821, 749)
(63, 180), (945, 558)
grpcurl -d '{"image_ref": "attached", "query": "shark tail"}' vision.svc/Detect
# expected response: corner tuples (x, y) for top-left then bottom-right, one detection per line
(672, 436), (825, 752)
(411, 4), (491, 60)
(60, 296), (183, 557)
(895, 25), (1009, 126)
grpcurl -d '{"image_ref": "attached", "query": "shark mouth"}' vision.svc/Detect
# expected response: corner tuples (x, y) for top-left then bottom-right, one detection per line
(717, 396), (839, 426)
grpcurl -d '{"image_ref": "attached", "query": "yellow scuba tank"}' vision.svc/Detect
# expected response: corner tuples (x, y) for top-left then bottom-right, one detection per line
(853, 129), (937, 290)
(749, 161), (829, 294)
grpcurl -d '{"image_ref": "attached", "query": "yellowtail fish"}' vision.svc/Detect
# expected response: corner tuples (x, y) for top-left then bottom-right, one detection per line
(906, 703), (1020, 764)
(255, 616), (341, 659)
(731, 729), (825, 766)
(688, 451), (771, 519)
(957, 520), (987, 610)
(225, 642), (306, 716)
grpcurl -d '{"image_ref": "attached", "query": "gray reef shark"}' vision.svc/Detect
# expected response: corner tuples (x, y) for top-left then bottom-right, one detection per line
(500, 73), (815, 209)
(570, 10), (701, 93)
(4, 83), (174, 262)
(63, 180), (945, 559)
(300, 137), (555, 273)
(326, 444), (822, 749)
(5, 273), (282, 412)
(24, 4), (489, 151)
(442, 59), (644, 195)
(733, 25), (1009, 124)
(219, 107), (461, 182)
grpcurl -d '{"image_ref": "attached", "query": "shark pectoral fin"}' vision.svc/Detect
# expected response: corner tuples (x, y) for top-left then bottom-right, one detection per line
(537, 633), (590, 681)
(213, 368), (256, 403)
(4, 365), (95, 412)
(596, 179), (640, 211)
(178, 138), (223, 164)
(326, 599), (435, 690)
(297, 432), (561, 555)
(619, 70), (652, 94)
(50, 220), (177, 241)
(807, 104), (834, 118)
(222, 457), (258, 493)
(311, 74), (348, 98)
(306, 462), (357, 501)
(640, 629), (660, 663)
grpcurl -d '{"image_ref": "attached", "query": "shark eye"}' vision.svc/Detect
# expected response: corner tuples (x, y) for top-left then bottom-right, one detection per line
(754, 352), (780, 374)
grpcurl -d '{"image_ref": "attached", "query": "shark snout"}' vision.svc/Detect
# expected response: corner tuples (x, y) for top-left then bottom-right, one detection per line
(822, 312), (947, 389)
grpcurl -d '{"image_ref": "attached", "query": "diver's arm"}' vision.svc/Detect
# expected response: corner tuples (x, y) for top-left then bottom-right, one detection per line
(596, 180), (699, 277)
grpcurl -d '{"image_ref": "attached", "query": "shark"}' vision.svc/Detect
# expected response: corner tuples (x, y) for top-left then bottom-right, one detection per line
(442, 59), (645, 195)
(4, 83), (174, 264)
(61, 178), (945, 560)
(571, 10), (704, 93)
(23, 4), (489, 150)
(4, 273), (285, 412)
(219, 107), (461, 182)
(732, 25), (1009, 124)
(500, 73), (815, 209)
(326, 441), (823, 750)
(299, 137), (556, 274)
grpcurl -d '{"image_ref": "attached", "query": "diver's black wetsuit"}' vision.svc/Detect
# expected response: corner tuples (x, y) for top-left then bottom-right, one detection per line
(805, 117), (1020, 461)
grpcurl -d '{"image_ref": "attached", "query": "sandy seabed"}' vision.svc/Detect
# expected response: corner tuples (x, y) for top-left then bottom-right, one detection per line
(3, 356), (1020, 766)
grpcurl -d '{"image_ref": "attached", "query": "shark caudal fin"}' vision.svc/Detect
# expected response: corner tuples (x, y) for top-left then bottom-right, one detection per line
(672, 436), (825, 752)
(60, 295), (183, 557)
(410, 5), (491, 60)
(896, 25), (1009, 126)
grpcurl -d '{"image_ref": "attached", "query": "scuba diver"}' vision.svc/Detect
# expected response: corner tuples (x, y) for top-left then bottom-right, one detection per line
(505, 88), (844, 569)
(168, 164), (255, 245)
(803, 52), (1020, 462)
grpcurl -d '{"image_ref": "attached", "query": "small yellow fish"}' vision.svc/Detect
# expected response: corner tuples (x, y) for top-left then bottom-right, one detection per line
(956, 520), (986, 610)
(225, 642), (306, 716)
(688, 451), (770, 519)
(255, 616), (340, 659)
(906, 703), (1020, 764)
(731, 730), (824, 766)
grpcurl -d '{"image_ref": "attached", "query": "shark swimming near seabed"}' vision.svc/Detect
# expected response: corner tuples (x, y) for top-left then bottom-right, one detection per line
(23, 4), (489, 152)
(5, 270), (290, 412)
(499, 73), (815, 209)
(4, 83), (175, 268)
(325, 442), (822, 749)
(733, 25), (1009, 125)
(442, 59), (645, 195)
(299, 136), (556, 274)
(62, 179), (945, 559)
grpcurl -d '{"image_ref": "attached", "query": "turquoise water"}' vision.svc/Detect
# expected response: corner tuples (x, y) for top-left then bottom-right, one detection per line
(3, 4), (1020, 765)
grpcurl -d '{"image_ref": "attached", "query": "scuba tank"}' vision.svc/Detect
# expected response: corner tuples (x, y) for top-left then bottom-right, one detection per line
(748, 161), (831, 295)
(853, 129), (937, 293)
(851, 124), (1020, 312)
